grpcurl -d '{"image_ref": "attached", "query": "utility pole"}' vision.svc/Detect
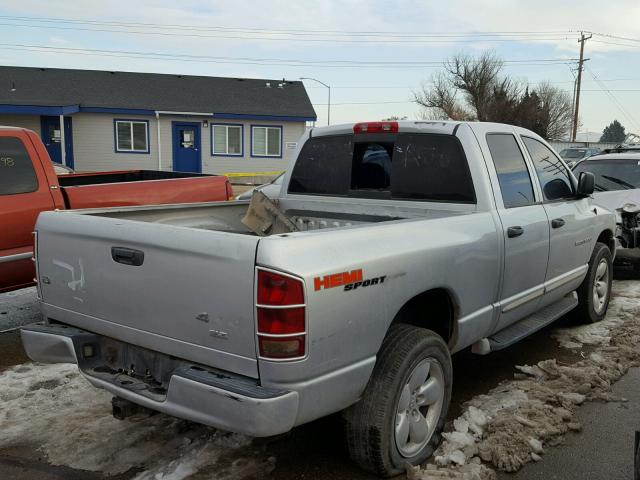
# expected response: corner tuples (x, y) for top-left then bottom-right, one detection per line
(571, 32), (592, 142)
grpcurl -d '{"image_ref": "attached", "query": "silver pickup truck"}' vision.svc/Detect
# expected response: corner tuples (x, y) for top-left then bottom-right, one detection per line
(22, 121), (616, 476)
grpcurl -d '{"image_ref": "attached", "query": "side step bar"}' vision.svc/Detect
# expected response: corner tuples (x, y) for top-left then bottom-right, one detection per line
(486, 292), (578, 352)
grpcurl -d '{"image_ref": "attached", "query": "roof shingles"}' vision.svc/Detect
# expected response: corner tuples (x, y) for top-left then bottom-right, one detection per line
(0, 66), (316, 119)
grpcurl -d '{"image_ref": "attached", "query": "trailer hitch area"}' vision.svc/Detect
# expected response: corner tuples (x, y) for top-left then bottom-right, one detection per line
(618, 204), (640, 249)
(111, 396), (156, 421)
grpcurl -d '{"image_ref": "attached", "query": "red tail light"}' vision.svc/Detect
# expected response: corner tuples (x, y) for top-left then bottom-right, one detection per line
(256, 269), (306, 360)
(353, 121), (398, 134)
(225, 179), (234, 200)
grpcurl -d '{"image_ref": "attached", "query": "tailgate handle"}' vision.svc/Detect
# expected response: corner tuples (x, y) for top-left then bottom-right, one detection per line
(111, 247), (144, 266)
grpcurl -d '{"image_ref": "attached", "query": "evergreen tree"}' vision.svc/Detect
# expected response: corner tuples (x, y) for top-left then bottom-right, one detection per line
(600, 120), (626, 143)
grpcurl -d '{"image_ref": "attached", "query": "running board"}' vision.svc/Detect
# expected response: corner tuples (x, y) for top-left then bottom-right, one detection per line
(487, 292), (578, 351)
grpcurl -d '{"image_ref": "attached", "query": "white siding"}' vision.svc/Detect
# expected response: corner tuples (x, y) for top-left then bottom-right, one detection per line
(0, 115), (41, 133)
(0, 113), (307, 173)
(158, 117), (305, 174)
(72, 113), (158, 171)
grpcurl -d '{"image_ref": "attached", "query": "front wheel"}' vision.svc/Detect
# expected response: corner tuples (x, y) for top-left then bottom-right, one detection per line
(343, 324), (452, 477)
(574, 242), (613, 323)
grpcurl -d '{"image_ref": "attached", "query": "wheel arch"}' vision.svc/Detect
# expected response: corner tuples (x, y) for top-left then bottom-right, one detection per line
(596, 228), (615, 256)
(390, 288), (458, 348)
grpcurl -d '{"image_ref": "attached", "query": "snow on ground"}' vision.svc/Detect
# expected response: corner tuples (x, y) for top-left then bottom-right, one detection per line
(408, 281), (640, 480)
(0, 362), (271, 479)
(1, 282), (639, 480)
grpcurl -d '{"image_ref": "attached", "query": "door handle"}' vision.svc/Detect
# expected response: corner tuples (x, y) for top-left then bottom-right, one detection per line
(507, 226), (524, 238)
(111, 247), (144, 266)
(551, 218), (566, 229)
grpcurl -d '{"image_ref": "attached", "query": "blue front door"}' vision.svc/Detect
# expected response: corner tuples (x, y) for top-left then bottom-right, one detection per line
(172, 122), (201, 173)
(40, 116), (74, 169)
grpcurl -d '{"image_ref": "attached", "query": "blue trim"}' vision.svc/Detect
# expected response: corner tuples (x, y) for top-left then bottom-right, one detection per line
(0, 104), (314, 121)
(0, 104), (80, 115)
(214, 112), (315, 122)
(81, 106), (155, 115)
(113, 119), (150, 154)
(210, 123), (244, 157)
(250, 124), (283, 159)
(40, 115), (75, 169)
(172, 121), (202, 173)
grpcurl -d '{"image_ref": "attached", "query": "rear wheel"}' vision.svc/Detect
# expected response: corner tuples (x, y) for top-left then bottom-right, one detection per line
(574, 242), (612, 323)
(343, 324), (452, 477)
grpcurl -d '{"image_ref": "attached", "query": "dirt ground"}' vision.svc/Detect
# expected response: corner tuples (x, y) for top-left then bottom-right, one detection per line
(1, 268), (638, 480)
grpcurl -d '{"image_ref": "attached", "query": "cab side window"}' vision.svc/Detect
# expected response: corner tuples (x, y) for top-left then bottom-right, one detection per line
(0, 137), (38, 195)
(522, 136), (574, 201)
(486, 133), (535, 208)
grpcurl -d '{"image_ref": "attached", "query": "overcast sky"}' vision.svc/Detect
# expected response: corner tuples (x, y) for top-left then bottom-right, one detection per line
(0, 0), (638, 140)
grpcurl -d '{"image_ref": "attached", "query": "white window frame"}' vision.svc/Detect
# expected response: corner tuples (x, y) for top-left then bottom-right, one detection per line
(251, 125), (282, 158)
(211, 124), (243, 156)
(115, 120), (149, 153)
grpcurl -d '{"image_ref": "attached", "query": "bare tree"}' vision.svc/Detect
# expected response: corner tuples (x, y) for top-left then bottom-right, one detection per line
(535, 82), (574, 140)
(444, 52), (503, 121)
(413, 52), (575, 140)
(413, 72), (471, 120)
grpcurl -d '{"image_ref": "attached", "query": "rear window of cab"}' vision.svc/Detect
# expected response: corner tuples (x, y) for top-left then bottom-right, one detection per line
(287, 133), (476, 204)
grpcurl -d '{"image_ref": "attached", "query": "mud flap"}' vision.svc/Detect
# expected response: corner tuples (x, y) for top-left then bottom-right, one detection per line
(241, 190), (298, 236)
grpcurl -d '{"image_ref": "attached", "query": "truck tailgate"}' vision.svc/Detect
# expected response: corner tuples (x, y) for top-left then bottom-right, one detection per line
(35, 211), (260, 378)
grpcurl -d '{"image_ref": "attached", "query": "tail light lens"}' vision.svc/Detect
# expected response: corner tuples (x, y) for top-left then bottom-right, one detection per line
(256, 269), (306, 360)
(353, 121), (398, 134)
(225, 179), (234, 200)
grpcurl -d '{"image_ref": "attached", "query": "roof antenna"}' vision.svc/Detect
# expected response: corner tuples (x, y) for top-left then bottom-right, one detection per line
(10, 81), (16, 92)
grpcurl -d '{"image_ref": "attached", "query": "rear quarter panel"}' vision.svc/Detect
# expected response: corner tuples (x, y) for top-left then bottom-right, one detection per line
(256, 212), (500, 420)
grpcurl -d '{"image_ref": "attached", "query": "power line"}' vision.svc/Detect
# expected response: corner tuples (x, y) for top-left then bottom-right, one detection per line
(0, 15), (576, 38)
(314, 101), (414, 106)
(591, 39), (640, 48)
(0, 43), (578, 69)
(590, 32), (640, 44)
(586, 67), (640, 132)
(0, 21), (578, 44)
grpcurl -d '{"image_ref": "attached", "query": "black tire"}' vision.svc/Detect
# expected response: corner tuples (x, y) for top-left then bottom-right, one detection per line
(574, 242), (613, 323)
(343, 324), (452, 477)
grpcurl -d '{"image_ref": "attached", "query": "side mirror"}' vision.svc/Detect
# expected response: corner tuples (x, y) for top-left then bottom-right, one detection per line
(577, 171), (595, 197)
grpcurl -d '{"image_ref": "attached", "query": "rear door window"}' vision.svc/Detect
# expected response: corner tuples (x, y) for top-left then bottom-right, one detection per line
(288, 132), (475, 203)
(522, 136), (574, 201)
(486, 133), (536, 208)
(0, 137), (38, 195)
(391, 134), (475, 202)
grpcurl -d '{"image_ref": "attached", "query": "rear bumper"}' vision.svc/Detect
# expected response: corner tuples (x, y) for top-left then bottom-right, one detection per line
(20, 323), (299, 437)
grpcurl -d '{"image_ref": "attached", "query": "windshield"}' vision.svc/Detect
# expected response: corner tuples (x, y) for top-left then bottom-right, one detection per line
(573, 158), (640, 191)
(560, 149), (587, 159)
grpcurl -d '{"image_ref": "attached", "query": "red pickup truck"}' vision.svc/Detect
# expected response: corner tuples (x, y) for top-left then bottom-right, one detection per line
(1, 127), (233, 293)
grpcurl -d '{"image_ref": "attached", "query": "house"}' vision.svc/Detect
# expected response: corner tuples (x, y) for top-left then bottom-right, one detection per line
(0, 66), (316, 174)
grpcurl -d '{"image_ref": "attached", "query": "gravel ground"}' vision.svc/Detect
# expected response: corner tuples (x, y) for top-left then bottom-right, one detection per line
(0, 268), (638, 480)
